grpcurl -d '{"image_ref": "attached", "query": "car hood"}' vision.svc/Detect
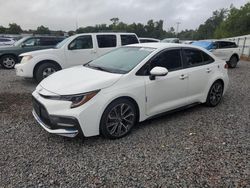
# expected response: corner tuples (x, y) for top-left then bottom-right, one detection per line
(40, 66), (123, 95)
(20, 48), (56, 56)
(0, 45), (20, 52)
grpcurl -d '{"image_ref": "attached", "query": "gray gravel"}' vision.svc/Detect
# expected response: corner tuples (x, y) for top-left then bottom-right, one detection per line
(0, 62), (250, 187)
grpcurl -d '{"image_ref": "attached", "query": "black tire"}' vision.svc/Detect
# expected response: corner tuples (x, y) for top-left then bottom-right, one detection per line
(35, 62), (60, 82)
(205, 81), (224, 107)
(0, 55), (17, 69)
(228, 55), (238, 68)
(100, 98), (137, 139)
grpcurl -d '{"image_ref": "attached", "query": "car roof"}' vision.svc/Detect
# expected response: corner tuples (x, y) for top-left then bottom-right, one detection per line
(74, 32), (137, 37)
(128, 42), (202, 50)
(139, 37), (160, 40)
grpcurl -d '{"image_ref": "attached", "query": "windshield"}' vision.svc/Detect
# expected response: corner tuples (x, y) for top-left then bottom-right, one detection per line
(55, 36), (73, 48)
(87, 47), (155, 74)
(13, 37), (27, 46)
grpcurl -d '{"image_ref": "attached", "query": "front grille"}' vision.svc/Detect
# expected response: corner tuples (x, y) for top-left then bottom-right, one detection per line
(32, 97), (51, 128)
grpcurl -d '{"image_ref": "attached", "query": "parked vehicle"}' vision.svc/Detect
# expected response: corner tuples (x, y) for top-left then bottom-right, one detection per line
(0, 36), (65, 69)
(0, 37), (16, 46)
(32, 43), (229, 139)
(16, 33), (139, 82)
(139, 38), (160, 43)
(161, 38), (180, 43)
(192, 40), (241, 68)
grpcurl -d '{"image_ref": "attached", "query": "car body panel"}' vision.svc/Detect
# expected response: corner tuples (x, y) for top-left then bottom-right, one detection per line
(32, 43), (229, 137)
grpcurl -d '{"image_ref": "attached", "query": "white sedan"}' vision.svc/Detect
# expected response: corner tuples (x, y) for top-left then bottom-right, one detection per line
(32, 43), (229, 139)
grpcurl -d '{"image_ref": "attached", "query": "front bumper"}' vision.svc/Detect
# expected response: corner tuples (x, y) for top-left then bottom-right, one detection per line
(32, 97), (81, 138)
(15, 61), (35, 78)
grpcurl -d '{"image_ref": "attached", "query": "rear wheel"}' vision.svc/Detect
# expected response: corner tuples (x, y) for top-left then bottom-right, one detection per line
(205, 81), (224, 107)
(35, 62), (60, 82)
(0, 55), (17, 69)
(100, 99), (137, 139)
(228, 55), (238, 68)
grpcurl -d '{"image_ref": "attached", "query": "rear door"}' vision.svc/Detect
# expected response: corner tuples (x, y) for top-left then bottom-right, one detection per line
(182, 48), (216, 103)
(65, 35), (97, 67)
(144, 48), (189, 116)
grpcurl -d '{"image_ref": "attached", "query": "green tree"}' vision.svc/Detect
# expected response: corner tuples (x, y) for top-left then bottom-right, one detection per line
(7, 23), (22, 34)
(0, 26), (6, 34)
(36, 25), (50, 35)
(215, 3), (250, 38)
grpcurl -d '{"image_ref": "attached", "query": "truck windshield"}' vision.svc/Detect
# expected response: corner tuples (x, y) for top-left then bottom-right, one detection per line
(86, 47), (155, 74)
(55, 36), (73, 48)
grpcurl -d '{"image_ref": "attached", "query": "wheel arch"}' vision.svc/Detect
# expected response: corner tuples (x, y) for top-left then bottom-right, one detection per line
(33, 60), (62, 78)
(0, 53), (19, 62)
(102, 96), (141, 123)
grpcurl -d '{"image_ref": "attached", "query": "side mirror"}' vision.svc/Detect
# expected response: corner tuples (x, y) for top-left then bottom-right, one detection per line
(149, 66), (168, 80)
(21, 43), (26, 48)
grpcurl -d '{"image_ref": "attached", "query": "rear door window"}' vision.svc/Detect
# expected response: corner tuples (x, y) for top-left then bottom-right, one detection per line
(97, 35), (117, 48)
(121, 35), (139, 45)
(183, 49), (203, 67)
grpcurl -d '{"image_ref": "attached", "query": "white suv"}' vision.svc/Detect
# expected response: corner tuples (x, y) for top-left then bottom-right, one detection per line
(15, 33), (139, 82)
(32, 43), (229, 139)
(192, 40), (241, 68)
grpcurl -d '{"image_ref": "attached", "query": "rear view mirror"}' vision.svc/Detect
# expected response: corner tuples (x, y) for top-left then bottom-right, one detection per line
(149, 66), (168, 80)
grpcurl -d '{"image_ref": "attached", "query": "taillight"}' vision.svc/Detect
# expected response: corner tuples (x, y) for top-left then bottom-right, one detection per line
(224, 63), (229, 69)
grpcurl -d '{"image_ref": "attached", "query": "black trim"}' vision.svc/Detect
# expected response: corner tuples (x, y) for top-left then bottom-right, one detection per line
(146, 102), (201, 121)
(32, 96), (84, 136)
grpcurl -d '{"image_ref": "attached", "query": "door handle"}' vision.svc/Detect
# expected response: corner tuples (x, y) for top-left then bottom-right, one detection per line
(179, 74), (188, 80)
(91, 50), (97, 54)
(206, 68), (212, 73)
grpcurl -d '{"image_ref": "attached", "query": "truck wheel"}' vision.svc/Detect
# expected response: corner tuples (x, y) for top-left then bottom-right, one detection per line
(0, 55), (17, 69)
(228, 55), (238, 68)
(35, 62), (60, 82)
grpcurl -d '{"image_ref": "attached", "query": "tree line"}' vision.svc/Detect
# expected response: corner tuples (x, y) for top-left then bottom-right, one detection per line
(0, 2), (249, 40)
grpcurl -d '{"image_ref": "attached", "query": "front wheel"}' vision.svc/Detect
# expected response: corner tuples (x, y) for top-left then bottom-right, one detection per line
(0, 55), (17, 69)
(205, 81), (224, 107)
(35, 62), (60, 83)
(100, 99), (137, 139)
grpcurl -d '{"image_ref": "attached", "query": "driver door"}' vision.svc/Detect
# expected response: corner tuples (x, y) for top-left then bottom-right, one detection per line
(66, 35), (97, 68)
(144, 49), (188, 116)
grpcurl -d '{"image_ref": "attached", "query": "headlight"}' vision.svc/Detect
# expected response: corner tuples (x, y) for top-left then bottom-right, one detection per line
(40, 90), (100, 108)
(21, 55), (33, 63)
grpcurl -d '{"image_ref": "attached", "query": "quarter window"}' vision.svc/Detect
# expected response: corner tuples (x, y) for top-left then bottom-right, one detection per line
(150, 49), (182, 71)
(68, 35), (93, 50)
(121, 35), (139, 46)
(183, 49), (203, 66)
(97, 35), (117, 48)
(202, 51), (214, 64)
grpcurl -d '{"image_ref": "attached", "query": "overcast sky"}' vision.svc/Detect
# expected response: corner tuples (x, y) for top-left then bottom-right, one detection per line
(0, 0), (247, 31)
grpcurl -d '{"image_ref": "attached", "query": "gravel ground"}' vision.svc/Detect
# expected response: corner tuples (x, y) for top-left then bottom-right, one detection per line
(0, 62), (250, 187)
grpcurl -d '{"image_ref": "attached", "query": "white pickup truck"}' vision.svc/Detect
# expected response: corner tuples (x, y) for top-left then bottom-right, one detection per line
(15, 33), (139, 82)
(192, 40), (241, 68)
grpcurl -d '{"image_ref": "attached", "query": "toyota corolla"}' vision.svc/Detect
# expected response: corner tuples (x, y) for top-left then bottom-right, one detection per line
(32, 43), (229, 139)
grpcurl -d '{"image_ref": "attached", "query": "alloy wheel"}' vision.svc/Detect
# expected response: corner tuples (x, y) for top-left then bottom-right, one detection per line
(2, 57), (15, 68)
(106, 103), (135, 137)
(209, 82), (223, 106)
(42, 67), (56, 78)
